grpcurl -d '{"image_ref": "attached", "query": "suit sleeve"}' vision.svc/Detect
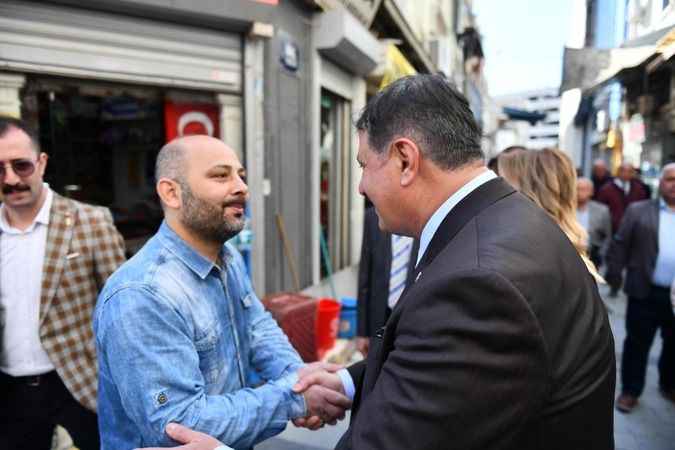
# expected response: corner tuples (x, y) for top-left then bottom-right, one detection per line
(357, 210), (375, 337)
(347, 269), (549, 450)
(605, 204), (637, 285)
(92, 207), (126, 290)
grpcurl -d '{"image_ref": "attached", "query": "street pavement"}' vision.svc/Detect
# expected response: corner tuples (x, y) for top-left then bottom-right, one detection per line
(260, 285), (675, 450)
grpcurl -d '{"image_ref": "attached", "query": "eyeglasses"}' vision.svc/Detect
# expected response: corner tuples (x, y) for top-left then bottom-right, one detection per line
(0, 158), (37, 181)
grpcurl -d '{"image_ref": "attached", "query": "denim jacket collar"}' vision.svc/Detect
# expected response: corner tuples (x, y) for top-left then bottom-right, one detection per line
(157, 221), (232, 280)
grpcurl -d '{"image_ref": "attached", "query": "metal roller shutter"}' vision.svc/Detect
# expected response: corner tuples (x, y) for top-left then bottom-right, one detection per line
(0, 0), (242, 93)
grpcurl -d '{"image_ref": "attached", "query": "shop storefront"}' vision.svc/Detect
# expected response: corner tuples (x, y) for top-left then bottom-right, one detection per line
(1, 0), (244, 254)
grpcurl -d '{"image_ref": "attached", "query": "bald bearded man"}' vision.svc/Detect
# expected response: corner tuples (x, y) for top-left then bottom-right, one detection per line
(94, 136), (350, 450)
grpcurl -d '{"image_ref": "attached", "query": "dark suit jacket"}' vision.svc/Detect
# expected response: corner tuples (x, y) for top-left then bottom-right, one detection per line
(357, 207), (419, 338)
(337, 178), (615, 450)
(606, 199), (660, 299)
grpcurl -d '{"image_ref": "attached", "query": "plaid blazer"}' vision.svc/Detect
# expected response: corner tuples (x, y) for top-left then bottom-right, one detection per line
(37, 192), (125, 412)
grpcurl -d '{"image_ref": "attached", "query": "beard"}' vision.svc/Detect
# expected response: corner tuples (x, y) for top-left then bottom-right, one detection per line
(179, 182), (246, 244)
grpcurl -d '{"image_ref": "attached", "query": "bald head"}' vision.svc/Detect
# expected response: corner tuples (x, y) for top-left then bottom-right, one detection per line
(618, 162), (635, 182)
(661, 162), (675, 206)
(577, 177), (593, 207)
(155, 135), (231, 185)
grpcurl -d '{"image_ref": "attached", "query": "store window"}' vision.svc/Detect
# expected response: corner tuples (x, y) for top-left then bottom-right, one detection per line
(20, 77), (224, 255)
(319, 90), (352, 278)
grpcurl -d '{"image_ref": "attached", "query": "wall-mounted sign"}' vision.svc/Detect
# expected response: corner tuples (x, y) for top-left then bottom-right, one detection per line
(281, 40), (299, 72)
(164, 101), (220, 142)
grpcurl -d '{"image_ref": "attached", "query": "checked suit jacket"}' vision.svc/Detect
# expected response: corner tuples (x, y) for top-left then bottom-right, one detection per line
(337, 178), (615, 450)
(1, 191), (125, 412)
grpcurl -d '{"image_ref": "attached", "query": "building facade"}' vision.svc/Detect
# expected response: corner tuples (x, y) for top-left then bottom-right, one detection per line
(0, 0), (480, 296)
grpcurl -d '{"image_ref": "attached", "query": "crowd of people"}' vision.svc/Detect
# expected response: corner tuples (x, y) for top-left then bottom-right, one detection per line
(0, 73), (673, 450)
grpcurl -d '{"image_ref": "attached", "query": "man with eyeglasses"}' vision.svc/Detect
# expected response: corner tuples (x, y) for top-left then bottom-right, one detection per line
(0, 116), (126, 450)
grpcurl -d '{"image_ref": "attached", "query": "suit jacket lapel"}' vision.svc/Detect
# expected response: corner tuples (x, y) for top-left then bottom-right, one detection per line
(39, 194), (75, 325)
(356, 178), (516, 402)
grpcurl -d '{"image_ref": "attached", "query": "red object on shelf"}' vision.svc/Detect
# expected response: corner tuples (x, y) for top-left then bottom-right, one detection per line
(315, 298), (341, 360)
(262, 292), (318, 362)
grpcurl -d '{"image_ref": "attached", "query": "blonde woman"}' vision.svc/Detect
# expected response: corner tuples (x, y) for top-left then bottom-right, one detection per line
(499, 148), (603, 283)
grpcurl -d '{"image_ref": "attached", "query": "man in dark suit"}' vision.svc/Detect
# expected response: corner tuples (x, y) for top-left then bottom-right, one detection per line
(356, 206), (418, 355)
(606, 163), (675, 413)
(596, 162), (649, 233)
(294, 74), (615, 450)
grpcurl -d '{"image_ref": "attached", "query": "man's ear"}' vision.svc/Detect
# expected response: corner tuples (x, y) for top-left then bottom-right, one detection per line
(156, 178), (182, 210)
(391, 138), (420, 187)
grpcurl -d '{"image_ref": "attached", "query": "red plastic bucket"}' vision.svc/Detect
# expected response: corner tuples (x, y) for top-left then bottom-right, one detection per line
(315, 298), (341, 359)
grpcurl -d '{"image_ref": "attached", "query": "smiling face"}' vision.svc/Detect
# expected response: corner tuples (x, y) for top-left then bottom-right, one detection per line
(0, 125), (47, 212)
(357, 131), (400, 233)
(178, 138), (249, 244)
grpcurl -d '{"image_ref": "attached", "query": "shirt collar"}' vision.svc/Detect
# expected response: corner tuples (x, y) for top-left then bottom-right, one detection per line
(0, 183), (53, 234)
(659, 198), (675, 212)
(416, 170), (497, 266)
(157, 220), (230, 279)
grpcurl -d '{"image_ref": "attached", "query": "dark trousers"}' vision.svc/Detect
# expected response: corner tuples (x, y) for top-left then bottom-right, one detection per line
(0, 370), (100, 450)
(621, 286), (675, 397)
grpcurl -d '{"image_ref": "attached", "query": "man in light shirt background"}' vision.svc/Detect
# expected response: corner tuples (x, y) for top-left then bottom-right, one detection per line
(576, 177), (612, 269)
(0, 116), (126, 449)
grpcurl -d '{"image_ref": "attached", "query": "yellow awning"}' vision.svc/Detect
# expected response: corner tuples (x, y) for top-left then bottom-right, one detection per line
(379, 44), (416, 90)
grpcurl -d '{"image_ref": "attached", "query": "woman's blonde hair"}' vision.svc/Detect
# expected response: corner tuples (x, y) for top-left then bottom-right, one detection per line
(499, 148), (602, 282)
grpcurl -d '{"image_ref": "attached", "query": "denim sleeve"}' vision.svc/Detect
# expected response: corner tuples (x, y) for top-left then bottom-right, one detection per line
(96, 286), (306, 449)
(233, 250), (304, 381)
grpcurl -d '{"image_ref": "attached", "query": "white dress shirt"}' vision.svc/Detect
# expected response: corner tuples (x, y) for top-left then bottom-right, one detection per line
(339, 170), (498, 399)
(0, 186), (55, 376)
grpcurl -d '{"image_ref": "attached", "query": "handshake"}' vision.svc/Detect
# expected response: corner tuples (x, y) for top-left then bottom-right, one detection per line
(292, 362), (352, 430)
(136, 362), (351, 450)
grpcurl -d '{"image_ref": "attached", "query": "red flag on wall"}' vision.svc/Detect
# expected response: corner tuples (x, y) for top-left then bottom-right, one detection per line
(164, 101), (220, 142)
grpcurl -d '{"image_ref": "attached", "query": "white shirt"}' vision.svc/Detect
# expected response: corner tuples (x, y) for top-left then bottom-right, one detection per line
(0, 185), (55, 376)
(416, 170), (498, 266)
(339, 170), (498, 399)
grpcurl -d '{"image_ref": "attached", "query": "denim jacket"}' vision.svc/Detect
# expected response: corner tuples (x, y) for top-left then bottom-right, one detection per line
(94, 222), (306, 450)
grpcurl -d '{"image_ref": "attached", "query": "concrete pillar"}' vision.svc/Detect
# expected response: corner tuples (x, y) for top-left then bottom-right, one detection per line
(0, 73), (26, 118)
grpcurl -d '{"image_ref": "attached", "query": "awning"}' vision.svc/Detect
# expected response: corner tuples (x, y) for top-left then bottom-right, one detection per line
(379, 43), (416, 89)
(501, 107), (546, 125)
(560, 25), (675, 93)
(560, 45), (655, 93)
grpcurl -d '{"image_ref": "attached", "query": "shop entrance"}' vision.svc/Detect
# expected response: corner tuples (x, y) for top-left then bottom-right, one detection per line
(21, 77), (221, 254)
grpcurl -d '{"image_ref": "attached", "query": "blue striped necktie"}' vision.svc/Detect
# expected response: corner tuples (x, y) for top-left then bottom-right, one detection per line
(388, 234), (413, 309)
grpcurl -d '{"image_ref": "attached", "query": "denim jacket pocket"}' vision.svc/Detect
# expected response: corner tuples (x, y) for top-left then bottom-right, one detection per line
(195, 321), (223, 385)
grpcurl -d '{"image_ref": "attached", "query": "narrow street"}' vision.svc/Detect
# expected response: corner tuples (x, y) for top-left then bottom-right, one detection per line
(260, 285), (675, 450)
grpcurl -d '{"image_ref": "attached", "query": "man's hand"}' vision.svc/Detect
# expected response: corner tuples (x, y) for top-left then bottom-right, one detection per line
(292, 368), (350, 429)
(134, 423), (230, 450)
(356, 337), (370, 356)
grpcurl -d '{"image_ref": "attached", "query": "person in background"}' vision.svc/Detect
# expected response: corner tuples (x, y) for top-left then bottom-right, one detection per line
(0, 116), (126, 450)
(577, 177), (612, 269)
(356, 205), (418, 356)
(488, 145), (526, 175)
(95, 135), (350, 450)
(499, 148), (603, 283)
(606, 162), (675, 413)
(591, 158), (612, 199)
(596, 162), (649, 233)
